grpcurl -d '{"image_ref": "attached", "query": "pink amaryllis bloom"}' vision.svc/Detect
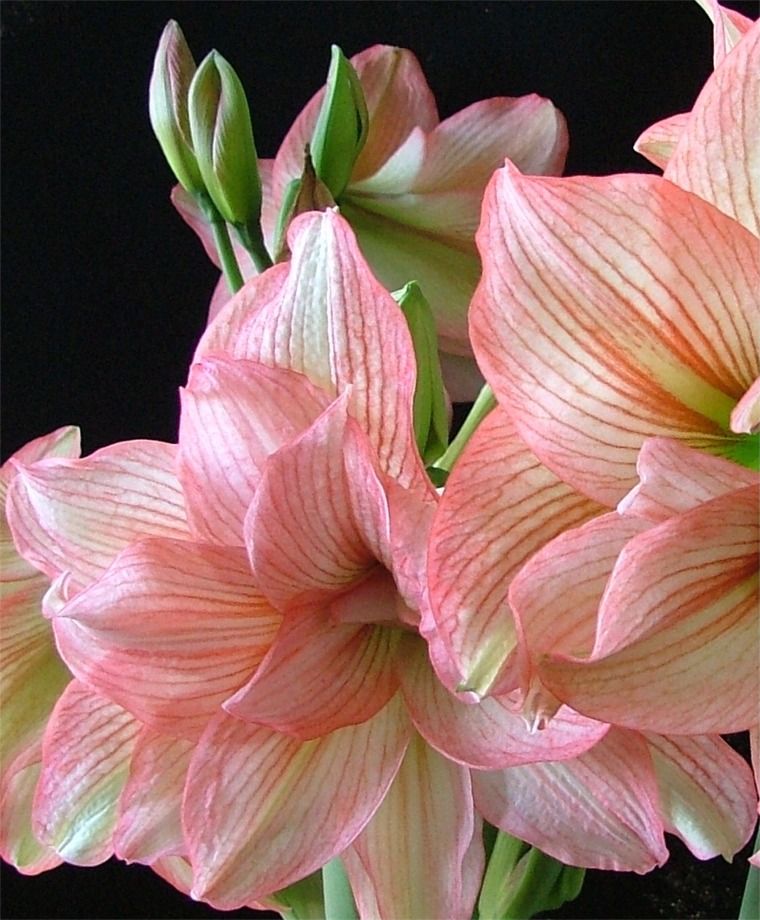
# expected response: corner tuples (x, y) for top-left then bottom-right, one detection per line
(1, 428), (200, 882)
(175, 42), (568, 400)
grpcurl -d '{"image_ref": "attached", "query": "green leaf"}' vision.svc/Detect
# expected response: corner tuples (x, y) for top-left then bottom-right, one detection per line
(311, 46), (369, 199)
(270, 870), (326, 920)
(189, 50), (262, 226)
(322, 857), (358, 920)
(477, 831), (585, 920)
(393, 281), (450, 465)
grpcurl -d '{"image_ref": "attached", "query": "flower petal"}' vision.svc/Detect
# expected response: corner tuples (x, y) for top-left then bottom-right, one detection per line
(633, 113), (690, 171)
(113, 728), (194, 864)
(7, 440), (190, 589)
(618, 437), (760, 522)
(225, 610), (401, 740)
(342, 734), (479, 920)
(645, 732), (757, 860)
(428, 406), (601, 695)
(665, 18), (760, 236)
(473, 728), (668, 872)
(471, 164), (760, 505)
(197, 209), (424, 489)
(731, 376), (760, 434)
(399, 637), (608, 770)
(179, 356), (331, 545)
(33, 681), (140, 865)
(52, 538), (280, 739)
(541, 485), (759, 733)
(245, 395), (376, 609)
(185, 696), (412, 909)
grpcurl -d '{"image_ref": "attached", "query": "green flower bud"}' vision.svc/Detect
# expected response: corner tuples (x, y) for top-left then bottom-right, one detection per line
(188, 50), (262, 226)
(393, 281), (450, 465)
(311, 45), (369, 200)
(271, 146), (336, 262)
(148, 20), (204, 194)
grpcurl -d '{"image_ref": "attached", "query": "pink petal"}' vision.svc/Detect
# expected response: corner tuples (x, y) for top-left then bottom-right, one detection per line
(665, 18), (760, 236)
(113, 728), (194, 864)
(399, 636), (608, 770)
(197, 209), (425, 490)
(185, 697), (412, 909)
(245, 395), (376, 609)
(33, 681), (140, 865)
(179, 356), (330, 546)
(542, 485), (759, 733)
(225, 609), (401, 739)
(471, 164), (760, 505)
(52, 538), (280, 739)
(427, 406), (601, 695)
(473, 728), (668, 872)
(342, 734), (478, 920)
(0, 744), (62, 874)
(695, 0), (755, 67)
(618, 437), (760, 522)
(731, 376), (760, 434)
(7, 440), (190, 589)
(645, 732), (757, 860)
(633, 113), (690, 170)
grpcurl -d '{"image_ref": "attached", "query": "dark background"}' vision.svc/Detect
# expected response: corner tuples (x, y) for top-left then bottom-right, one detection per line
(1, 2), (756, 918)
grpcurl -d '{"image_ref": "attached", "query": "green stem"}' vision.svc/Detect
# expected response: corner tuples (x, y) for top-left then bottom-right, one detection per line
(434, 384), (497, 474)
(236, 219), (273, 273)
(739, 826), (760, 920)
(210, 218), (245, 293)
(322, 857), (358, 920)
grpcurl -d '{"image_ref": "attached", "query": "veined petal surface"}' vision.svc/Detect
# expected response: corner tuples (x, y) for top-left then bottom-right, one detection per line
(471, 165), (760, 505)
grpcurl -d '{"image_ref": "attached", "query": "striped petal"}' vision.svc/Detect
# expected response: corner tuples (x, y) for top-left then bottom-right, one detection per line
(618, 437), (760, 522)
(633, 113), (690, 171)
(665, 18), (760, 236)
(52, 538), (280, 740)
(427, 406), (601, 696)
(6, 440), (190, 589)
(471, 164), (760, 505)
(541, 484), (759, 733)
(645, 733), (757, 860)
(224, 609), (401, 739)
(245, 395), (376, 609)
(399, 637), (608, 770)
(196, 209), (425, 489)
(732, 376), (760, 434)
(113, 728), (194, 864)
(179, 356), (330, 546)
(33, 682), (140, 865)
(473, 728), (668, 873)
(185, 696), (412, 909)
(342, 733), (479, 920)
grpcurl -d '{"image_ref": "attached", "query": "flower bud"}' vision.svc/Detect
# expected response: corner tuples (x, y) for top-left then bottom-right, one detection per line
(311, 45), (369, 200)
(148, 20), (204, 195)
(271, 147), (336, 262)
(393, 281), (449, 465)
(189, 51), (262, 226)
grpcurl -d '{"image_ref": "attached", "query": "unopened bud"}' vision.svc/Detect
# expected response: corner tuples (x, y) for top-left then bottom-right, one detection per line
(271, 147), (336, 262)
(148, 20), (204, 194)
(189, 51), (262, 226)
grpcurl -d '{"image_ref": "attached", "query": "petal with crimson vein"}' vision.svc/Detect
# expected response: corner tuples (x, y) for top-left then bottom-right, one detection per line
(471, 165), (760, 505)
(185, 696), (412, 909)
(52, 538), (280, 740)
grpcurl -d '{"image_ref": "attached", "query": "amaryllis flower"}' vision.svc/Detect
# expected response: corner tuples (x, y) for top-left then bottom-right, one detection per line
(175, 42), (568, 399)
(1, 427), (199, 881)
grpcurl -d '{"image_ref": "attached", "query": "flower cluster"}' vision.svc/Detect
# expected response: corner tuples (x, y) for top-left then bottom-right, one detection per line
(2, 2), (758, 918)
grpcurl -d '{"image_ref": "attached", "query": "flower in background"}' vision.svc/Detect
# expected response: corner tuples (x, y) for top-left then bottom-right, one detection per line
(174, 42), (568, 400)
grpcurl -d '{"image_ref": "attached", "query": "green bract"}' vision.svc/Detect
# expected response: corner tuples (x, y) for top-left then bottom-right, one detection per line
(148, 20), (204, 195)
(393, 281), (449, 465)
(189, 51), (262, 226)
(311, 45), (369, 200)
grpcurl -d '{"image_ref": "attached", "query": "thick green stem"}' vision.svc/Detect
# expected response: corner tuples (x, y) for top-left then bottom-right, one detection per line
(236, 219), (273, 273)
(739, 826), (760, 920)
(210, 217), (245, 293)
(322, 857), (358, 920)
(434, 384), (497, 474)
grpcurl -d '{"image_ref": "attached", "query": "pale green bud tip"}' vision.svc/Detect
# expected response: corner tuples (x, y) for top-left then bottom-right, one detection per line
(148, 20), (204, 194)
(188, 50), (262, 226)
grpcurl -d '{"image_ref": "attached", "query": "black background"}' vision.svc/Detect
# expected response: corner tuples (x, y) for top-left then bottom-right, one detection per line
(1, 2), (756, 918)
